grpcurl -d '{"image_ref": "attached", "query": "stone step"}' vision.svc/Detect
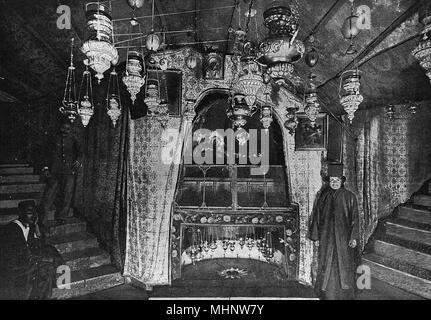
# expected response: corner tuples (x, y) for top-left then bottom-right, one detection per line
(362, 253), (431, 299)
(0, 208), (18, 225)
(0, 197), (41, 209)
(61, 247), (111, 272)
(0, 192), (44, 201)
(0, 182), (45, 194)
(52, 265), (124, 299)
(0, 167), (34, 175)
(46, 218), (86, 237)
(373, 240), (431, 272)
(413, 195), (431, 207)
(385, 220), (431, 247)
(48, 232), (99, 254)
(0, 164), (29, 168)
(389, 218), (431, 232)
(0, 175), (40, 184)
(397, 205), (431, 226)
(375, 233), (431, 257)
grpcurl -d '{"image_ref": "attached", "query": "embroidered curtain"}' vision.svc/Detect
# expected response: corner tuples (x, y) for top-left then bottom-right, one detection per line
(281, 128), (322, 286)
(344, 110), (410, 250)
(74, 85), (130, 269)
(124, 116), (193, 287)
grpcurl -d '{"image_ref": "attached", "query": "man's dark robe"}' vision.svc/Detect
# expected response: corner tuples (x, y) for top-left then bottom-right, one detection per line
(309, 185), (360, 300)
(0, 222), (62, 299)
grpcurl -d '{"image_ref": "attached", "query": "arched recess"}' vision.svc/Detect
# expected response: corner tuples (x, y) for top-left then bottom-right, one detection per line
(170, 89), (300, 282)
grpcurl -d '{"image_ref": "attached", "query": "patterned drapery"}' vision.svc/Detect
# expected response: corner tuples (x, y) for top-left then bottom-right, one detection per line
(284, 134), (322, 285)
(273, 105), (322, 286)
(344, 109), (410, 250)
(124, 116), (193, 287)
(355, 116), (382, 249)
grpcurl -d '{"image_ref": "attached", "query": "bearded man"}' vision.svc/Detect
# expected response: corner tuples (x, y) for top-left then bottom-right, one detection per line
(309, 164), (360, 300)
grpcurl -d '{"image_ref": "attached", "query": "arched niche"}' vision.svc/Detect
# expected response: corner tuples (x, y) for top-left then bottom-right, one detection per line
(170, 89), (300, 282)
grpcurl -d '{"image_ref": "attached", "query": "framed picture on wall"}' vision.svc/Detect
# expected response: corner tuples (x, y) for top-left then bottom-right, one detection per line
(295, 113), (328, 151)
(203, 52), (224, 80)
(146, 69), (182, 116)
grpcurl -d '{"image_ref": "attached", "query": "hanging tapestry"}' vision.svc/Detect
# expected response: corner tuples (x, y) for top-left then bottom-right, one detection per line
(124, 116), (192, 287)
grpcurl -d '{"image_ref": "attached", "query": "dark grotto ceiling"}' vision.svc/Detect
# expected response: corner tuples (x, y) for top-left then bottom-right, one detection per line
(0, 0), (429, 115)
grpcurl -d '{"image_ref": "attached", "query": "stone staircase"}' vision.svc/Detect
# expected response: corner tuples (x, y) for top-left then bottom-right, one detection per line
(0, 163), (124, 299)
(362, 180), (431, 300)
(0, 164), (44, 223)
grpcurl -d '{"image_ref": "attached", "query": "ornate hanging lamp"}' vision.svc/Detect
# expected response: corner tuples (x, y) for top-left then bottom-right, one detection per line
(260, 86), (273, 129)
(77, 64), (94, 127)
(233, 2), (263, 107)
(60, 38), (78, 123)
(123, 51), (146, 104)
(106, 69), (122, 126)
(338, 0), (363, 123)
(341, 0), (361, 55)
(284, 108), (298, 135)
(235, 44), (264, 108)
(81, 2), (119, 83)
(257, 0), (305, 85)
(339, 69), (363, 123)
(412, 3), (431, 84)
(227, 93), (253, 129)
(304, 35), (319, 68)
(122, 6), (146, 104)
(304, 74), (320, 126)
(146, 0), (161, 51)
(145, 78), (161, 115)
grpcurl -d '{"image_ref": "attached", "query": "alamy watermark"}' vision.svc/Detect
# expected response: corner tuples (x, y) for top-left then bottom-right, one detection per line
(161, 128), (270, 175)
(56, 5), (71, 30)
(56, 265), (71, 290)
(357, 265), (372, 290)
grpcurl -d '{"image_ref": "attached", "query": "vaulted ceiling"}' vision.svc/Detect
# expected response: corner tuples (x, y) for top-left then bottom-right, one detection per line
(0, 0), (429, 115)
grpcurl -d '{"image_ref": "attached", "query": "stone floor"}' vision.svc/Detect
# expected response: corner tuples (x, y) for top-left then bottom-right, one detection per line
(73, 258), (425, 300)
(75, 278), (424, 300)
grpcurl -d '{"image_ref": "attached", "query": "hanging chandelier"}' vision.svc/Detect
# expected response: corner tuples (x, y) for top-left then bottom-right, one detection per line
(106, 69), (122, 126)
(412, 6), (431, 84)
(146, 0), (161, 51)
(284, 108), (298, 135)
(60, 38), (78, 123)
(232, 1), (263, 107)
(145, 80), (161, 115)
(78, 65), (94, 127)
(341, 0), (361, 55)
(260, 105), (273, 129)
(235, 50), (264, 108)
(227, 93), (253, 129)
(304, 74), (320, 126)
(260, 86), (273, 129)
(123, 51), (146, 104)
(339, 69), (363, 123)
(81, 2), (119, 83)
(257, 1), (305, 84)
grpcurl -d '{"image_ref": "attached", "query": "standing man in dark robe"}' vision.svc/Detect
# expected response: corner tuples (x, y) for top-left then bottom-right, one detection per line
(0, 200), (63, 299)
(41, 122), (82, 225)
(309, 164), (360, 300)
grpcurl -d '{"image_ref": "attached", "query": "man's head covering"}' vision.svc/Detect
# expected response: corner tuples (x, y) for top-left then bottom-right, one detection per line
(18, 200), (36, 215)
(323, 163), (346, 183)
(328, 163), (344, 177)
